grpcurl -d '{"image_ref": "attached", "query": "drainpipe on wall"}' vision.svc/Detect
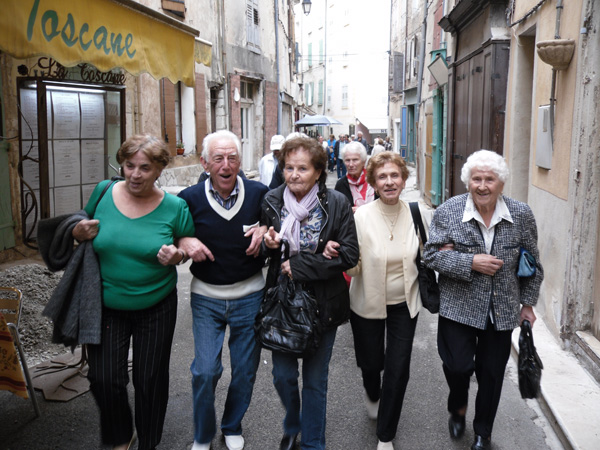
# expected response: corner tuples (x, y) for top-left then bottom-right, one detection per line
(414, 0), (429, 128)
(275, 0), (282, 134)
(220, 0), (230, 131)
(549, 0), (564, 143)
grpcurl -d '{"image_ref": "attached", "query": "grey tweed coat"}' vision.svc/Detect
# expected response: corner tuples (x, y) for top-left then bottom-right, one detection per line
(423, 194), (543, 331)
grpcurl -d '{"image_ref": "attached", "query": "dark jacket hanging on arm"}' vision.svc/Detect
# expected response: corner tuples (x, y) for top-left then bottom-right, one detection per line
(38, 210), (103, 349)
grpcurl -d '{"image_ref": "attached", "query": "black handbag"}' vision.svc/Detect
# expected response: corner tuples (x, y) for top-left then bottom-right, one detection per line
(255, 241), (321, 357)
(518, 320), (544, 399)
(409, 202), (440, 314)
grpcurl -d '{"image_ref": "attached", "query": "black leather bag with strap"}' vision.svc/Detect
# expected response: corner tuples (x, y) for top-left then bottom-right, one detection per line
(255, 240), (321, 357)
(518, 319), (544, 398)
(409, 202), (440, 314)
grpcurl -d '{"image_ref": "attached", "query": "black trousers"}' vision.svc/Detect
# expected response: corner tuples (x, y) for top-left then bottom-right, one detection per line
(87, 289), (178, 450)
(350, 303), (418, 442)
(437, 315), (512, 439)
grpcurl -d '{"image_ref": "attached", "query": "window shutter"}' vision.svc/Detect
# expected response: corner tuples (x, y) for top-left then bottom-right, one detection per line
(246, 0), (260, 51)
(319, 40), (323, 65)
(252, 0), (260, 48)
(308, 43), (313, 68)
(393, 52), (404, 93)
(318, 80), (323, 105)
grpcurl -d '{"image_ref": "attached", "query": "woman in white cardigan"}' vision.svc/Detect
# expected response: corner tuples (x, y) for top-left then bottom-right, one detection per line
(346, 151), (429, 450)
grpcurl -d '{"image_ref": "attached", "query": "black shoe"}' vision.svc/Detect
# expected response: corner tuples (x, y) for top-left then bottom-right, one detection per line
(280, 434), (298, 450)
(448, 413), (465, 439)
(471, 435), (491, 450)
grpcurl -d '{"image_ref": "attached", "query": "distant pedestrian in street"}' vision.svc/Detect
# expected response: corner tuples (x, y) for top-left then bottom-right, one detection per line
(334, 134), (348, 179)
(327, 134), (337, 173)
(261, 135), (359, 450)
(344, 152), (429, 450)
(356, 131), (370, 154)
(259, 134), (285, 187)
(384, 136), (393, 151)
(73, 135), (196, 450)
(371, 144), (386, 157)
(178, 130), (268, 450)
(334, 141), (376, 213)
(423, 150), (544, 450)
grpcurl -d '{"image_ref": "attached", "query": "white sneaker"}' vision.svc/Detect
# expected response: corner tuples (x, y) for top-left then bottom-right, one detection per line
(377, 440), (394, 450)
(224, 434), (244, 450)
(365, 394), (380, 420)
(191, 441), (210, 450)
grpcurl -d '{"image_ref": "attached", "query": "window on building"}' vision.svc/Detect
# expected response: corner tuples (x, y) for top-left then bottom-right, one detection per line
(308, 43), (313, 68)
(327, 86), (332, 108)
(342, 85), (348, 109)
(162, 0), (185, 18)
(319, 40), (324, 65)
(318, 80), (323, 106)
(306, 82), (314, 106)
(246, 0), (260, 53)
(392, 52), (404, 93)
(240, 80), (254, 100)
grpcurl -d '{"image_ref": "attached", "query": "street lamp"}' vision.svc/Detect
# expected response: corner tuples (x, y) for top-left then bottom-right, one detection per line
(302, 0), (312, 15)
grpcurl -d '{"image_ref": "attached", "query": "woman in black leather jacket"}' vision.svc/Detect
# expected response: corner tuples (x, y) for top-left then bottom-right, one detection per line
(261, 135), (359, 450)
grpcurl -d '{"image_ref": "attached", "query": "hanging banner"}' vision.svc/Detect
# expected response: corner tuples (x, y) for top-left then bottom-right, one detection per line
(1, 0), (198, 85)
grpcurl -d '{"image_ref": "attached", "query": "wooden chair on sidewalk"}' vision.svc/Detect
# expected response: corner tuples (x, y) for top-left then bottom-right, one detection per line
(0, 286), (41, 417)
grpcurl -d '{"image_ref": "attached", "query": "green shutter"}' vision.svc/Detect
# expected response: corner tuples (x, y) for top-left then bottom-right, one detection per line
(318, 80), (323, 105)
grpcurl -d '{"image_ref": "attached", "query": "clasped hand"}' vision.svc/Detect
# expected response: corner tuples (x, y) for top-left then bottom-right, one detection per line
(72, 219), (99, 241)
(157, 244), (181, 266)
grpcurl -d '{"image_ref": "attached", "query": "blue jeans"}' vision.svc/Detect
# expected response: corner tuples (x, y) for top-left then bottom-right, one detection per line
(272, 327), (337, 450)
(190, 290), (263, 444)
(337, 160), (347, 179)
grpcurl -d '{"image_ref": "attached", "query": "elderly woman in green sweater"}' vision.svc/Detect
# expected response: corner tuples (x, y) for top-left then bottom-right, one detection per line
(73, 135), (195, 450)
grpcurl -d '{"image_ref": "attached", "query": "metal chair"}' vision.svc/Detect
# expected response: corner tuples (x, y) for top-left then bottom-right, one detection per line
(0, 286), (41, 417)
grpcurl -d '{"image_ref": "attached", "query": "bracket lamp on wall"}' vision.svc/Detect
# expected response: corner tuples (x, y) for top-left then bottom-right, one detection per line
(234, 87), (241, 102)
(302, 0), (312, 15)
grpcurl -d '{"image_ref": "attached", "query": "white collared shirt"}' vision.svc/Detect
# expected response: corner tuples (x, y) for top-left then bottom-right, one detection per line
(462, 194), (513, 254)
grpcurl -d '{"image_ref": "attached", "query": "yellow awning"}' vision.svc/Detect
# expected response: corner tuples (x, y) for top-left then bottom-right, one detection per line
(0, 0), (200, 86)
(195, 39), (212, 67)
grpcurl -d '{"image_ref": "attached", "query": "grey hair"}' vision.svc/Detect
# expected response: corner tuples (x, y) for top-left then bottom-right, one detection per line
(202, 130), (241, 160)
(460, 149), (509, 189)
(341, 141), (368, 162)
(285, 131), (309, 140)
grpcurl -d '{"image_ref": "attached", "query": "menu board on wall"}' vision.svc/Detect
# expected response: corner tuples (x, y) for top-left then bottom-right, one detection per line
(80, 93), (105, 139)
(81, 140), (105, 183)
(52, 140), (81, 187)
(53, 186), (81, 216)
(52, 91), (80, 139)
(19, 85), (111, 229)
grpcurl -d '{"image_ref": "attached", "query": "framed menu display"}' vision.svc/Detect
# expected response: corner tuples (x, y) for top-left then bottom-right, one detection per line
(17, 78), (125, 246)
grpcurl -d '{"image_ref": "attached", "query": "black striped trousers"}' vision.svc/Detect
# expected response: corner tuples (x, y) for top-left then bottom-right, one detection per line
(87, 289), (177, 450)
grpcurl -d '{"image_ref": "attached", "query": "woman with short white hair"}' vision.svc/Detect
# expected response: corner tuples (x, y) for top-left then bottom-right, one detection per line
(423, 149), (543, 450)
(335, 141), (376, 213)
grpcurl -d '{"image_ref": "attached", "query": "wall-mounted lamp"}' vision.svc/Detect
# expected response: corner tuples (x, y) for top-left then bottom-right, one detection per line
(234, 87), (241, 102)
(302, 0), (312, 16)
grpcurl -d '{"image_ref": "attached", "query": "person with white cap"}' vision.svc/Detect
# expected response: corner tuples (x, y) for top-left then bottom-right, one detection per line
(259, 135), (285, 186)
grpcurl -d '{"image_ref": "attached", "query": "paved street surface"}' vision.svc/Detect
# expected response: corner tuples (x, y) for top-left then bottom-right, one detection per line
(0, 170), (564, 449)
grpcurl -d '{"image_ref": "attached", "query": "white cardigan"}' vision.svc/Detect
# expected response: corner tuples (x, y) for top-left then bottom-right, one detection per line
(347, 199), (430, 319)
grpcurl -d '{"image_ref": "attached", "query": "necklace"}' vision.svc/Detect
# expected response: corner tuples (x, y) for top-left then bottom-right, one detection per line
(378, 201), (401, 241)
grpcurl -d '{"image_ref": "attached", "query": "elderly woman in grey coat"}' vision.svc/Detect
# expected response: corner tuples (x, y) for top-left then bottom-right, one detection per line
(423, 150), (543, 450)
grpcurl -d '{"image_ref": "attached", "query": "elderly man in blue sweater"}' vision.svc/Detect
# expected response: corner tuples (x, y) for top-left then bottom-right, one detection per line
(178, 130), (268, 450)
